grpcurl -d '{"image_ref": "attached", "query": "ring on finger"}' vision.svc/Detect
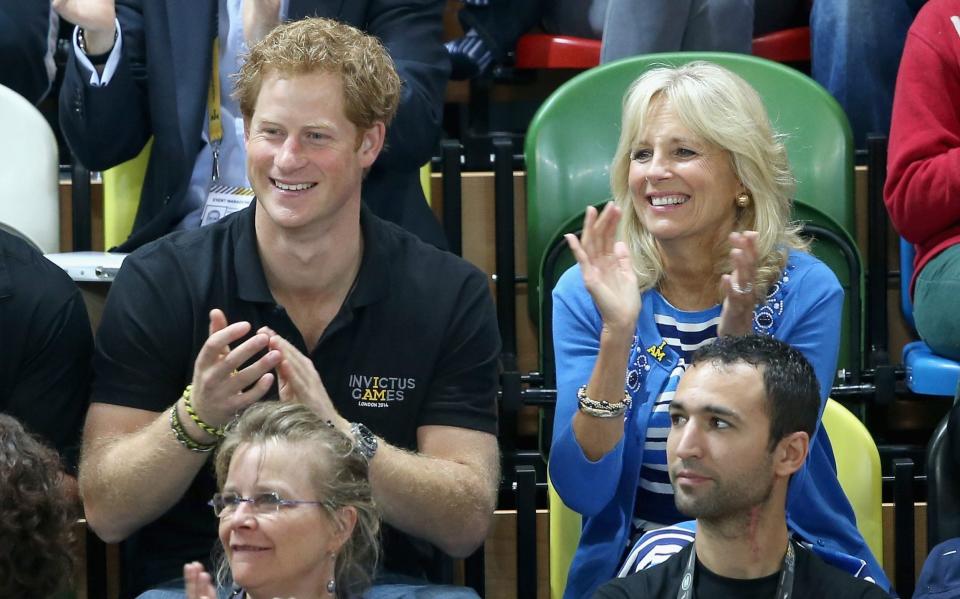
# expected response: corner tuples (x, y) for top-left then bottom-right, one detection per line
(229, 369), (239, 377)
(730, 280), (754, 295)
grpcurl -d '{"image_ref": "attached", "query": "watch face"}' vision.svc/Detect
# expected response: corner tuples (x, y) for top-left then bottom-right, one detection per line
(352, 422), (377, 460)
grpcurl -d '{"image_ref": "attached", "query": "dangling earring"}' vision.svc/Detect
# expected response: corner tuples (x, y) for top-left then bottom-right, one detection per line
(736, 192), (750, 208)
(326, 551), (337, 596)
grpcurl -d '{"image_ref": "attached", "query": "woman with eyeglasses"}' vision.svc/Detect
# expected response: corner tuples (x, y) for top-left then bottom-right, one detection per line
(183, 401), (379, 599)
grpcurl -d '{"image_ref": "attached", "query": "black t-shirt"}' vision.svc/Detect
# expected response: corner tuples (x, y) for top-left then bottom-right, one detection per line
(593, 543), (893, 599)
(0, 230), (92, 472)
(93, 204), (500, 596)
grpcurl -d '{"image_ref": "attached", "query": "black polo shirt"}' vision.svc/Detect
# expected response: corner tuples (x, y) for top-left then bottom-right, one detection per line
(0, 230), (92, 473)
(93, 203), (500, 596)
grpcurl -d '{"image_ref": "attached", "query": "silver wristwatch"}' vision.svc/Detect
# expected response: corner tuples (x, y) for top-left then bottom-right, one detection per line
(350, 422), (378, 460)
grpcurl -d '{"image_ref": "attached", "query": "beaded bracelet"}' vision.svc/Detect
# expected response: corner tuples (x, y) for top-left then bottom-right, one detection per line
(181, 385), (226, 439)
(577, 385), (632, 418)
(169, 404), (217, 453)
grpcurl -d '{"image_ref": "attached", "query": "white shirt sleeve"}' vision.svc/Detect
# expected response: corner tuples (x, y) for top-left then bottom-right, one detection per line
(72, 19), (124, 87)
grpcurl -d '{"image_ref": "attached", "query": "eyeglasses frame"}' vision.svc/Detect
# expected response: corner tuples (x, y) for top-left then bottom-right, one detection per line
(209, 491), (333, 518)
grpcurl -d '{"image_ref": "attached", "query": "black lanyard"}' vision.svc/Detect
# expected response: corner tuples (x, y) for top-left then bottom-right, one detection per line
(676, 540), (796, 599)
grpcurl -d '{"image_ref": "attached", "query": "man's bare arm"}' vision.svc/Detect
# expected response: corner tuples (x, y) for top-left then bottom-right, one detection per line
(81, 311), (280, 542)
(268, 331), (499, 557)
(79, 403), (213, 542)
(369, 425), (500, 558)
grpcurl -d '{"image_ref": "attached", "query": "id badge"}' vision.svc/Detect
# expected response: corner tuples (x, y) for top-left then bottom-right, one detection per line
(201, 185), (256, 226)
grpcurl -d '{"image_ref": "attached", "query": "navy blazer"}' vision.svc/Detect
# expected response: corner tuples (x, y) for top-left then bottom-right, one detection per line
(0, 0), (54, 104)
(60, 0), (449, 251)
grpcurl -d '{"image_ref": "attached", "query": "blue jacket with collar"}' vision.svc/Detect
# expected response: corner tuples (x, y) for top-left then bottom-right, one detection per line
(549, 250), (890, 598)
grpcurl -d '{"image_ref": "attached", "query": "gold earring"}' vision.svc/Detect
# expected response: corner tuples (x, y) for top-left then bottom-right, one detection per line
(736, 192), (750, 208)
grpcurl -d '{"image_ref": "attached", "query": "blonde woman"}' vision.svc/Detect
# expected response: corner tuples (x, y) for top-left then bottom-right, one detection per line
(549, 61), (887, 597)
(184, 401), (378, 599)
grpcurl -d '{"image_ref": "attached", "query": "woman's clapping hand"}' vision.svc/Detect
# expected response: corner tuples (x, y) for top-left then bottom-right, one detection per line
(565, 202), (641, 334)
(718, 230), (761, 336)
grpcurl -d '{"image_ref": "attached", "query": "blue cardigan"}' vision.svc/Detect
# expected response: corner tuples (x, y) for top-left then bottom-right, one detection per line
(549, 250), (890, 598)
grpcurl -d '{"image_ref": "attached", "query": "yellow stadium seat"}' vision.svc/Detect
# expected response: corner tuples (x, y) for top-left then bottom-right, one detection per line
(548, 475), (580, 599)
(420, 162), (431, 206)
(821, 398), (884, 562)
(102, 139), (151, 249)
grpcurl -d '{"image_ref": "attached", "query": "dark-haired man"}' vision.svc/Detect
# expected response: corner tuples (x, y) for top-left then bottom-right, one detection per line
(594, 336), (891, 598)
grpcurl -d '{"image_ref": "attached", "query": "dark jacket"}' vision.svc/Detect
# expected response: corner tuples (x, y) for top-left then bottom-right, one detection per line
(60, 0), (449, 251)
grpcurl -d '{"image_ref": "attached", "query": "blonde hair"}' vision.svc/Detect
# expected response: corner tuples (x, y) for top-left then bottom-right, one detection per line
(214, 402), (379, 596)
(234, 17), (401, 132)
(609, 61), (807, 296)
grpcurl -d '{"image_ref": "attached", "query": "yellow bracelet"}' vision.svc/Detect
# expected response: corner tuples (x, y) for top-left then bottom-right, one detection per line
(169, 405), (217, 453)
(181, 385), (226, 439)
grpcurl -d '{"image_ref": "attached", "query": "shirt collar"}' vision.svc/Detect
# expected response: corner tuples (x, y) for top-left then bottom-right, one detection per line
(233, 202), (391, 308)
(349, 204), (391, 308)
(234, 204), (273, 304)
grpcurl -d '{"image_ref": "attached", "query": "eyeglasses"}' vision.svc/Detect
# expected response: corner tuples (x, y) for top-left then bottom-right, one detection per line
(209, 491), (329, 518)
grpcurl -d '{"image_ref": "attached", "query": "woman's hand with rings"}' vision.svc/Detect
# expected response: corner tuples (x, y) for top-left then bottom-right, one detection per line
(565, 202), (641, 335)
(718, 231), (760, 336)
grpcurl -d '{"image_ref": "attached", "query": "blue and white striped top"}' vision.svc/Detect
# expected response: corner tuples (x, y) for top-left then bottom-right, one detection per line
(632, 291), (721, 531)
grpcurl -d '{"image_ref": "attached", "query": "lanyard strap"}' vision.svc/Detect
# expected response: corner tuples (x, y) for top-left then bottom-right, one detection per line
(207, 36), (223, 180)
(208, 36), (223, 144)
(676, 540), (796, 599)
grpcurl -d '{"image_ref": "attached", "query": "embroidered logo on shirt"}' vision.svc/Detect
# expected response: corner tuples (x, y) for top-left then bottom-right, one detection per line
(646, 340), (667, 362)
(348, 374), (415, 407)
(753, 265), (793, 335)
(626, 351), (650, 393)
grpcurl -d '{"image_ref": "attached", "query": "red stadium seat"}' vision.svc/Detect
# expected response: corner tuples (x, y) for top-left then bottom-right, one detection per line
(513, 26), (811, 71)
(514, 34), (601, 69)
(751, 26), (810, 63)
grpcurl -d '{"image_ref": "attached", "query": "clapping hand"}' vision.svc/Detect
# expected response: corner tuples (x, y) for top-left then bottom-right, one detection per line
(565, 202), (641, 334)
(186, 309), (281, 435)
(718, 231), (760, 336)
(184, 562), (217, 599)
(259, 327), (347, 430)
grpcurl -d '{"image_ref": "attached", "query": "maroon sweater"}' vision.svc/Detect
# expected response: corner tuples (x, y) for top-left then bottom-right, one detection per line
(884, 0), (960, 292)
